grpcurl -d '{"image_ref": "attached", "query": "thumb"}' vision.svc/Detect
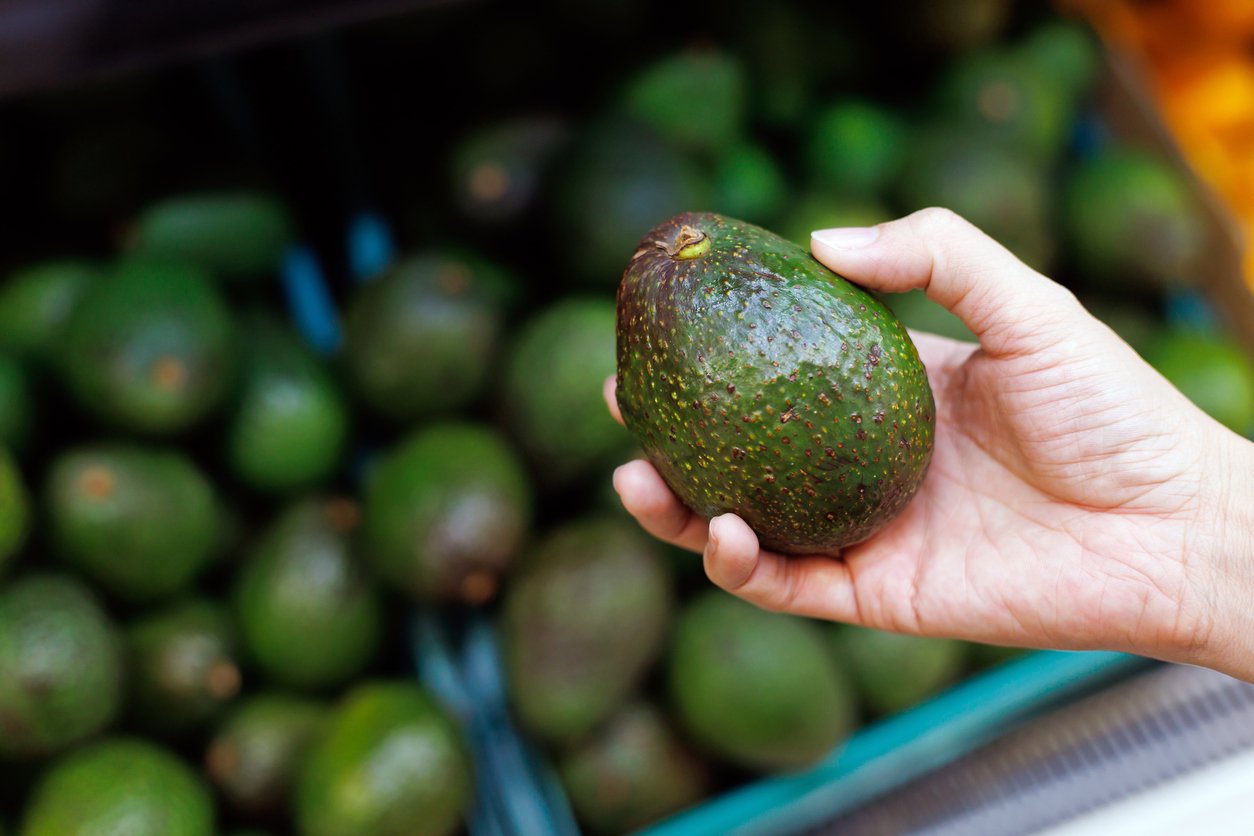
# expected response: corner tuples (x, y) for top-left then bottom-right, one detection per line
(811, 207), (1083, 357)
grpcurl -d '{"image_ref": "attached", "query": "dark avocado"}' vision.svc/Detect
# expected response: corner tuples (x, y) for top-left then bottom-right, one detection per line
(830, 624), (968, 715)
(0, 260), (97, 364)
(452, 117), (570, 224)
(0, 355), (32, 452)
(621, 48), (747, 155)
(0, 447), (28, 572)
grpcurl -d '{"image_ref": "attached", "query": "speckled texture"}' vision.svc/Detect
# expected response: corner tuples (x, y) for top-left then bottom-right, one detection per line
(616, 212), (935, 553)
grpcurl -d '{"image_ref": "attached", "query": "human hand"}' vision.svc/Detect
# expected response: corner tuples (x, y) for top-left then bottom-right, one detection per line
(605, 207), (1254, 680)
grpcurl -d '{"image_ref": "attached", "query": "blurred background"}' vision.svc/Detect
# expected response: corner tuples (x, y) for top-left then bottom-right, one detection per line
(0, 1), (1253, 835)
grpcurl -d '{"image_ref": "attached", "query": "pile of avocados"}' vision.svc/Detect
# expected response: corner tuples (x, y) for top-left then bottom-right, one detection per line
(0, 1), (1246, 835)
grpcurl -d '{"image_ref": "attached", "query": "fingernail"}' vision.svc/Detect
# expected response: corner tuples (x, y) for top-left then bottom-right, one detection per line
(812, 226), (880, 249)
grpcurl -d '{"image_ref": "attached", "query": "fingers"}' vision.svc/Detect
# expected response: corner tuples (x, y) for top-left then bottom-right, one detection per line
(703, 514), (861, 622)
(612, 460), (709, 553)
(603, 375), (624, 426)
(810, 207), (1084, 357)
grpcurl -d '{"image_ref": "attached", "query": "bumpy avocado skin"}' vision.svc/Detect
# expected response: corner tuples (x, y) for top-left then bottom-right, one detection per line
(616, 212), (934, 554)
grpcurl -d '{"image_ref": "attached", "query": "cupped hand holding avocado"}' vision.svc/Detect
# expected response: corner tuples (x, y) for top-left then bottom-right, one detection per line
(609, 207), (1254, 682)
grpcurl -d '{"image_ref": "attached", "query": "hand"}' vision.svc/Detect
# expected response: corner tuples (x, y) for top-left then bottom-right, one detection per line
(605, 207), (1254, 680)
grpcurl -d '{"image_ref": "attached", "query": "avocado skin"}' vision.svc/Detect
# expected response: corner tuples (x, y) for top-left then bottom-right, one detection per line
(621, 48), (747, 155)
(0, 575), (123, 759)
(45, 445), (221, 603)
(0, 447), (29, 571)
(295, 682), (470, 836)
(0, 260), (97, 364)
(502, 517), (673, 746)
(804, 101), (908, 199)
(617, 212), (934, 554)
(21, 738), (215, 836)
(830, 624), (968, 715)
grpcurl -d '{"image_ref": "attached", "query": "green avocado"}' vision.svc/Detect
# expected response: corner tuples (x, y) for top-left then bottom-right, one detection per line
(0, 355), (33, 451)
(227, 314), (349, 493)
(1146, 328), (1254, 435)
(616, 212), (935, 554)
(0, 447), (29, 572)
(898, 128), (1054, 270)
(621, 48), (747, 155)
(452, 117), (570, 224)
(0, 260), (97, 363)
(45, 445), (221, 602)
(1019, 20), (1101, 102)
(667, 591), (856, 772)
(295, 682), (470, 836)
(21, 738), (214, 836)
(777, 194), (893, 249)
(558, 701), (710, 834)
(502, 517), (673, 746)
(235, 497), (382, 690)
(830, 624), (968, 715)
(364, 424), (531, 604)
(127, 599), (241, 735)
(58, 260), (239, 434)
(804, 101), (908, 199)
(128, 192), (295, 282)
(557, 119), (707, 287)
(1063, 149), (1205, 288)
(0, 575), (123, 759)
(344, 252), (515, 422)
(504, 299), (634, 487)
(711, 142), (789, 226)
(206, 693), (327, 817)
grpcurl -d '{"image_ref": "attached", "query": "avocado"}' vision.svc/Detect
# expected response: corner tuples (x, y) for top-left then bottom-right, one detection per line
(1063, 149), (1205, 288)
(21, 738), (214, 836)
(1146, 328), (1254, 435)
(621, 48), (747, 155)
(0, 356), (32, 452)
(711, 142), (789, 226)
(452, 117), (570, 224)
(778, 194), (892, 249)
(206, 693), (327, 817)
(504, 299), (634, 486)
(127, 599), (241, 735)
(558, 701), (710, 834)
(344, 252), (515, 422)
(732, 2), (812, 128)
(235, 497), (382, 690)
(557, 119), (707, 287)
(128, 192), (295, 282)
(617, 212), (935, 554)
(830, 624), (968, 714)
(0, 575), (123, 759)
(900, 0), (1009, 51)
(804, 101), (908, 199)
(0, 447), (29, 572)
(898, 128), (1054, 270)
(0, 260), (97, 363)
(502, 517), (673, 746)
(227, 314), (349, 493)
(884, 290), (975, 343)
(1019, 20), (1100, 101)
(58, 260), (239, 434)
(45, 445), (221, 602)
(667, 591), (856, 771)
(295, 682), (470, 836)
(364, 424), (531, 604)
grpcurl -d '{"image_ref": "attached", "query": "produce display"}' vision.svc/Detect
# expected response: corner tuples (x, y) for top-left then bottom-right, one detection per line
(0, 2), (1246, 835)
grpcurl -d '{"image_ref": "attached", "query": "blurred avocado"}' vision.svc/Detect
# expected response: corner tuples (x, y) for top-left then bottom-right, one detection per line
(127, 599), (241, 736)
(556, 119), (707, 287)
(58, 260), (239, 435)
(363, 424), (531, 604)
(0, 356), (32, 452)
(621, 48), (747, 155)
(45, 445), (221, 602)
(502, 517), (673, 746)
(0, 575), (123, 759)
(235, 498), (382, 691)
(0, 260), (97, 364)
(730, 1), (813, 128)
(778, 194), (892, 248)
(295, 682), (470, 836)
(899, 0), (1011, 51)
(452, 117), (570, 224)
(503, 299), (634, 486)
(21, 738), (214, 836)
(1063, 149), (1205, 288)
(227, 315), (349, 494)
(128, 192), (295, 282)
(830, 625), (969, 715)
(559, 701), (710, 834)
(1019, 20), (1101, 102)
(667, 591), (856, 772)
(0, 447), (27, 573)
(711, 142), (789, 226)
(884, 290), (976, 343)
(206, 693), (327, 818)
(1146, 328), (1254, 435)
(344, 252), (515, 423)
(805, 101), (908, 199)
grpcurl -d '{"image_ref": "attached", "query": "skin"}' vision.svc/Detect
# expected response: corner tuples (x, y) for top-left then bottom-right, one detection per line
(606, 207), (1254, 682)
